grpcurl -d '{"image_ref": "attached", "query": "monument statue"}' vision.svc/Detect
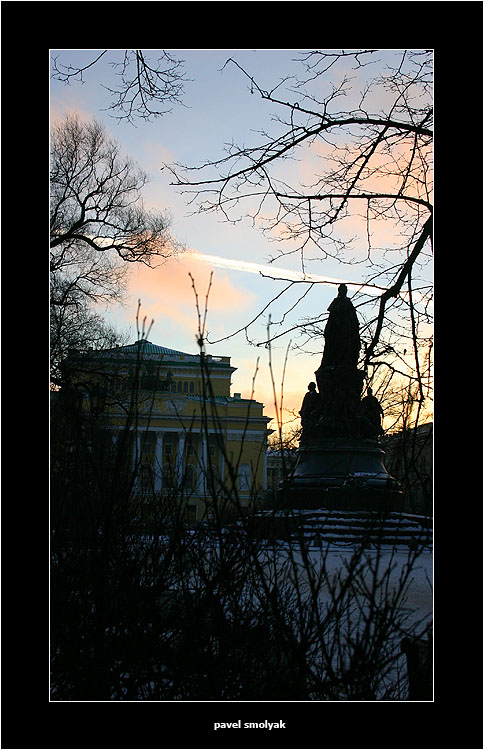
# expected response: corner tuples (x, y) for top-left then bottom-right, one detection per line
(314, 284), (364, 438)
(299, 382), (321, 441)
(280, 282), (399, 510)
(360, 387), (384, 437)
(161, 370), (174, 392)
(320, 283), (360, 369)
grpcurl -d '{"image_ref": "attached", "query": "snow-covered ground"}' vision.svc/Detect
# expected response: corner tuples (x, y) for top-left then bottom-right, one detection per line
(143, 531), (433, 629)
(134, 534), (433, 699)
(164, 530), (433, 631)
(311, 543), (431, 617)
(260, 541), (433, 629)
(259, 542), (433, 698)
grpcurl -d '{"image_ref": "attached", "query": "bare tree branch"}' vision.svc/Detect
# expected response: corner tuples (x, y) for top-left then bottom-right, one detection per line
(165, 49), (433, 432)
(51, 50), (188, 124)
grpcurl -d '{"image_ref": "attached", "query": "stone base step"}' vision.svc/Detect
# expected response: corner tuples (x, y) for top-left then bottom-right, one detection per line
(254, 509), (432, 547)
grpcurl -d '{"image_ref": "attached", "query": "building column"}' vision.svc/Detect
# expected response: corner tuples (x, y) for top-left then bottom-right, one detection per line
(131, 430), (141, 465)
(219, 448), (225, 490)
(199, 435), (208, 494)
(263, 439), (268, 491)
(176, 433), (186, 485)
(154, 431), (164, 493)
(132, 430), (141, 492)
(110, 430), (119, 460)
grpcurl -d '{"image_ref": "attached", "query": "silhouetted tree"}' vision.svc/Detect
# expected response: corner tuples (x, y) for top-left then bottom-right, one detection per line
(51, 50), (187, 123)
(50, 114), (181, 383)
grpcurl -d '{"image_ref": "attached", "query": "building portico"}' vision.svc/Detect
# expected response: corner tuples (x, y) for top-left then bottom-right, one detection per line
(82, 339), (271, 522)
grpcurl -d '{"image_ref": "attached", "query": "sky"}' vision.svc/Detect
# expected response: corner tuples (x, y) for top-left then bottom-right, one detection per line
(50, 49), (433, 431)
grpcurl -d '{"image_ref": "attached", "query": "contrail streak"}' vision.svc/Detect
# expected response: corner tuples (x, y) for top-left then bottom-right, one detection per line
(187, 251), (386, 297)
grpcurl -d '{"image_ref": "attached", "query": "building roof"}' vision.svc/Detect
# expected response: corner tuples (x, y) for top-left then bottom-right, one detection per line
(113, 340), (196, 358)
(95, 339), (235, 370)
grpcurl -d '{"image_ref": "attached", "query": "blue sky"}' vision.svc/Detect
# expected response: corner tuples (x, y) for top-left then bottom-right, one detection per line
(50, 49), (433, 428)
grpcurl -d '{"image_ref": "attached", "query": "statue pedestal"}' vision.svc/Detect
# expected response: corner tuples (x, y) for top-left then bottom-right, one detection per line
(279, 438), (401, 511)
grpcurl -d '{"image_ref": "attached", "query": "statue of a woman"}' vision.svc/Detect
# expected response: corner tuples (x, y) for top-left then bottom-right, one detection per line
(321, 284), (360, 369)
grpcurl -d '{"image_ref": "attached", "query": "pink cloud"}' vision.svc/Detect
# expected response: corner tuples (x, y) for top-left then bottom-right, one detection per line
(50, 102), (95, 126)
(122, 251), (256, 345)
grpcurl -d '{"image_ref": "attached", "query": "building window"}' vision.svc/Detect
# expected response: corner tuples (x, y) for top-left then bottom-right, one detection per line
(183, 381), (188, 393)
(189, 381), (195, 394)
(177, 381), (183, 393)
(186, 504), (197, 524)
(162, 464), (175, 489)
(140, 465), (152, 491)
(184, 465), (195, 490)
(208, 436), (219, 457)
(142, 437), (152, 456)
(206, 465), (217, 490)
(238, 464), (251, 491)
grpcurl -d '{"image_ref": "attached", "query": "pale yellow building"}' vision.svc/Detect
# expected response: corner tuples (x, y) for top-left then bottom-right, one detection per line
(81, 339), (271, 523)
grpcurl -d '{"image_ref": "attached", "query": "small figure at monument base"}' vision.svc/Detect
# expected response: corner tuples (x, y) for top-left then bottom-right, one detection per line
(360, 387), (384, 438)
(299, 382), (321, 442)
